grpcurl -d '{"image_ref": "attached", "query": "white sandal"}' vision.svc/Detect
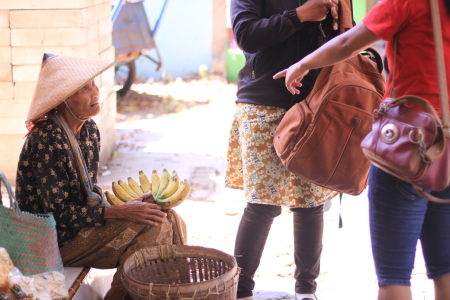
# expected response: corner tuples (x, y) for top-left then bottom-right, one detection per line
(295, 294), (317, 300)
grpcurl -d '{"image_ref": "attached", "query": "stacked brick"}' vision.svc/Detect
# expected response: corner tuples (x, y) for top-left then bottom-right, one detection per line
(0, 0), (117, 183)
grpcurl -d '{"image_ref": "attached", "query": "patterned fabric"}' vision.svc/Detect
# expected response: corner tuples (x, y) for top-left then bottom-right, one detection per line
(49, 112), (108, 208)
(16, 118), (104, 246)
(60, 210), (187, 290)
(225, 103), (338, 208)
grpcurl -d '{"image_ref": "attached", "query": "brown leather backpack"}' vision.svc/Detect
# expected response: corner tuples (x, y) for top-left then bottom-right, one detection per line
(273, 48), (386, 195)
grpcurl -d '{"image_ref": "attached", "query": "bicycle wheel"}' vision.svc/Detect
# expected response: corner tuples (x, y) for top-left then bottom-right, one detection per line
(115, 60), (136, 97)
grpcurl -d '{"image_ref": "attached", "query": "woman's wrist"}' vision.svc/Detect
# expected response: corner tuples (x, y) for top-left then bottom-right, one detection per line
(104, 205), (124, 219)
(295, 6), (305, 23)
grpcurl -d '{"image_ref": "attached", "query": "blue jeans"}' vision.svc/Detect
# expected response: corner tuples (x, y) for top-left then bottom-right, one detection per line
(368, 165), (450, 287)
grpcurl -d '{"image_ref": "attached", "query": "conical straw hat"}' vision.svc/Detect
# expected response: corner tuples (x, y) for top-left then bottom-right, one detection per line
(26, 53), (116, 123)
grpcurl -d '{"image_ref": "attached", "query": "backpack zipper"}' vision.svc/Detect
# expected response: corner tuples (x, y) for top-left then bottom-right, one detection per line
(347, 59), (384, 78)
(307, 59), (384, 104)
(313, 81), (383, 119)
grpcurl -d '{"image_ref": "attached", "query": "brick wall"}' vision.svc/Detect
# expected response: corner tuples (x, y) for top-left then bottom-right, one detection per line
(0, 0), (117, 184)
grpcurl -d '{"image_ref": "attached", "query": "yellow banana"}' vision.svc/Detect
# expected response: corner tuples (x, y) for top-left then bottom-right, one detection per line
(157, 169), (170, 196)
(138, 170), (151, 193)
(151, 170), (160, 196)
(118, 179), (139, 199)
(128, 177), (144, 196)
(156, 179), (191, 210)
(112, 181), (134, 202)
(157, 170), (180, 199)
(105, 191), (125, 205)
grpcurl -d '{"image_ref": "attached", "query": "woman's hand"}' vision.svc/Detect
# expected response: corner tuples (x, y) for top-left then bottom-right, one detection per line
(297, 0), (339, 30)
(104, 192), (166, 226)
(135, 192), (156, 204)
(273, 62), (310, 95)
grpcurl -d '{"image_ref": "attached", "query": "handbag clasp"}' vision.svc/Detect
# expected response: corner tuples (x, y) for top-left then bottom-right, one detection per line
(409, 128), (431, 163)
(381, 123), (399, 143)
(374, 103), (391, 119)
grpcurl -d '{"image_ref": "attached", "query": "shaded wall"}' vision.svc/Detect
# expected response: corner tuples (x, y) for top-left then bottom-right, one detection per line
(0, 0), (117, 184)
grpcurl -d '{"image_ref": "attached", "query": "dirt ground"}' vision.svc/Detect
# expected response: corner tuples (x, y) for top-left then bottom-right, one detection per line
(0, 75), (435, 300)
(96, 76), (434, 300)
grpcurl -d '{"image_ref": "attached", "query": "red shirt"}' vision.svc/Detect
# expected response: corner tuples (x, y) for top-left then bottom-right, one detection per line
(363, 0), (450, 116)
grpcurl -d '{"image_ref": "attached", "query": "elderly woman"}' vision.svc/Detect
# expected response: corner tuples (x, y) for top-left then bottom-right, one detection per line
(15, 53), (186, 300)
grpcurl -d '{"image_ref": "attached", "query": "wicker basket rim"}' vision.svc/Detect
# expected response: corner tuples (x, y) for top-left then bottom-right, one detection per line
(124, 245), (237, 268)
(123, 245), (238, 292)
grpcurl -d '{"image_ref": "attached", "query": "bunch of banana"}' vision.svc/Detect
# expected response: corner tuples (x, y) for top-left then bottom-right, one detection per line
(106, 180), (138, 205)
(105, 191), (125, 205)
(155, 178), (191, 210)
(152, 169), (191, 210)
(105, 169), (190, 210)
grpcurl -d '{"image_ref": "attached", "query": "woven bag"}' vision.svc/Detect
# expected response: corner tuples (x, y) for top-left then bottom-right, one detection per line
(0, 171), (64, 275)
(122, 245), (240, 300)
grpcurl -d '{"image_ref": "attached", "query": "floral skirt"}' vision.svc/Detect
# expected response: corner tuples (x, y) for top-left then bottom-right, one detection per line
(225, 103), (338, 208)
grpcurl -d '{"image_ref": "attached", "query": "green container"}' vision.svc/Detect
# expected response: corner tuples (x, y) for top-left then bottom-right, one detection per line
(226, 40), (245, 82)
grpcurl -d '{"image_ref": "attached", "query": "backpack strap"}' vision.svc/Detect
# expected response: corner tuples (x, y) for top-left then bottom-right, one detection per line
(338, 193), (343, 228)
(339, 0), (354, 34)
(362, 47), (384, 73)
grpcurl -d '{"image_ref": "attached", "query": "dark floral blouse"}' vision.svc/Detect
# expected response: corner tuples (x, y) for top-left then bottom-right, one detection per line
(16, 118), (105, 246)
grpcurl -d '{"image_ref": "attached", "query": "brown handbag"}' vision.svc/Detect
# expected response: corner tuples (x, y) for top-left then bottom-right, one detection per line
(360, 0), (450, 203)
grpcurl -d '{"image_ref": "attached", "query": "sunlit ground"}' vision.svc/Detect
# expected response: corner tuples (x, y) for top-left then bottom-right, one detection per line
(0, 75), (434, 299)
(98, 77), (434, 300)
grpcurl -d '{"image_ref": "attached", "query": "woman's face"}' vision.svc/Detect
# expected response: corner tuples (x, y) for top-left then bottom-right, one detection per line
(67, 80), (100, 119)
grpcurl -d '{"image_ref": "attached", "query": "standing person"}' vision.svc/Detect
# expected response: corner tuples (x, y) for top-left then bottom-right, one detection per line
(274, 1), (450, 299)
(225, 1), (341, 299)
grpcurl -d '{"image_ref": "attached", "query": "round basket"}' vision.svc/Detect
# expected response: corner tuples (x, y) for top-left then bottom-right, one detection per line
(122, 245), (240, 300)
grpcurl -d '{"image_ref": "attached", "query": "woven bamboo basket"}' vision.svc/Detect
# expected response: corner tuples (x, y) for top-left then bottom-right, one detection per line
(122, 245), (240, 300)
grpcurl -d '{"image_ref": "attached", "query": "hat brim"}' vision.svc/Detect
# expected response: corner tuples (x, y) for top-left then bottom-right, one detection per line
(26, 55), (116, 123)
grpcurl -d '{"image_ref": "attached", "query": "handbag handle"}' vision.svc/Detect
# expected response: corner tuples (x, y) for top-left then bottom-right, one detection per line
(430, 0), (449, 128)
(387, 96), (442, 122)
(415, 187), (450, 203)
(390, 0), (448, 124)
(0, 171), (16, 208)
(415, 0), (450, 203)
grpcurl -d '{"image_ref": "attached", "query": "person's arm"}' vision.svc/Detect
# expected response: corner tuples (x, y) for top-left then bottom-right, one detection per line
(26, 122), (167, 229)
(104, 193), (166, 227)
(273, 22), (382, 94)
(231, 0), (338, 53)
